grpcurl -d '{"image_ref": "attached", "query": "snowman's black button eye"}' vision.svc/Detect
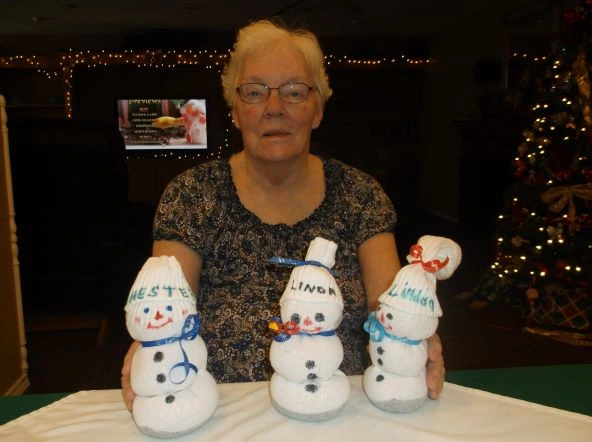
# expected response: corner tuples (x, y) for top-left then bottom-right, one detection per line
(315, 313), (325, 322)
(386, 313), (393, 320)
(291, 313), (301, 324)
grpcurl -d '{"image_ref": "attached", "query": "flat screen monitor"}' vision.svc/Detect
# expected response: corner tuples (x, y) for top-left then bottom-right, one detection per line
(117, 98), (207, 151)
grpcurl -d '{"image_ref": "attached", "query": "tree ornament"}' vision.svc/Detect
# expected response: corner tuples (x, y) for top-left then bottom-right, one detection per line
(523, 130), (535, 140)
(546, 224), (564, 241)
(541, 183), (592, 219)
(511, 236), (530, 247)
(555, 169), (573, 181)
(555, 259), (569, 270)
(513, 159), (527, 177)
(526, 287), (539, 302)
(535, 262), (550, 276)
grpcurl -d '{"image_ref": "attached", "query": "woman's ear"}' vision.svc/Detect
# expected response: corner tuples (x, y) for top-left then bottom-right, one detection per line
(312, 107), (323, 130)
(232, 108), (240, 129)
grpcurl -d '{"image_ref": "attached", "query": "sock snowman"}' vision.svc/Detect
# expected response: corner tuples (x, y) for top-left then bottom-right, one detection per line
(268, 237), (350, 421)
(363, 235), (461, 413)
(124, 255), (218, 438)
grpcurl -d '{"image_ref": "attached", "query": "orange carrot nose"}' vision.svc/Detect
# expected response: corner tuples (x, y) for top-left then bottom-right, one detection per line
(155, 310), (163, 320)
(303, 317), (312, 326)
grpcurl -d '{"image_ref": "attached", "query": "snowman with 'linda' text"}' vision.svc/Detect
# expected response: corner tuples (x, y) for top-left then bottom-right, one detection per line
(268, 237), (350, 421)
(363, 235), (461, 413)
(125, 255), (218, 438)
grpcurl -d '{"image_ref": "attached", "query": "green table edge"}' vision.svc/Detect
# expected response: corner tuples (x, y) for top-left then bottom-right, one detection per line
(447, 364), (592, 416)
(0, 392), (71, 426)
(1, 364), (590, 426)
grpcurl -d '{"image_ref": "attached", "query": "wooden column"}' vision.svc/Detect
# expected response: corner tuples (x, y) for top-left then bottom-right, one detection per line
(0, 95), (29, 395)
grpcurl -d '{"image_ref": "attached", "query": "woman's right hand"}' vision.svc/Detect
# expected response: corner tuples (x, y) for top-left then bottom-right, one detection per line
(121, 340), (140, 412)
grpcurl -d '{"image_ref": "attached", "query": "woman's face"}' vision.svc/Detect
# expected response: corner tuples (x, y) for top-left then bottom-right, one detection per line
(232, 43), (323, 163)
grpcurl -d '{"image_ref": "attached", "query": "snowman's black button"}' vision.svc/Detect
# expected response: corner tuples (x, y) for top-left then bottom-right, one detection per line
(305, 384), (318, 393)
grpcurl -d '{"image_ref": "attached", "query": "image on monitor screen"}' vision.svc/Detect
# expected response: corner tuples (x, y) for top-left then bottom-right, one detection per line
(117, 98), (207, 150)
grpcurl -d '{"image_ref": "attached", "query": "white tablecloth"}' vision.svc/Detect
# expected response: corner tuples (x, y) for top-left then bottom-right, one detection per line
(1, 376), (590, 441)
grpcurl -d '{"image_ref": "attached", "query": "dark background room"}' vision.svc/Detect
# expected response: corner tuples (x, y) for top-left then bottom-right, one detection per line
(0, 0), (591, 396)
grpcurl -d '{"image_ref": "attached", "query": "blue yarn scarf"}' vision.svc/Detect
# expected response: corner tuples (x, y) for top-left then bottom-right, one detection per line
(364, 312), (421, 345)
(141, 313), (200, 384)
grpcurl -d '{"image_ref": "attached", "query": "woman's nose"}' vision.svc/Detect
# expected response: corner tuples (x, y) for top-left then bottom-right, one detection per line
(264, 89), (285, 116)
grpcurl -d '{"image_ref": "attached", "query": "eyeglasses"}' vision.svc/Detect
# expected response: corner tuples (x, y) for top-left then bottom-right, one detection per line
(236, 82), (314, 104)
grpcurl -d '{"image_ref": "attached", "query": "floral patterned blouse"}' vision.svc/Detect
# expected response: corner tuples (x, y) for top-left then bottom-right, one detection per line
(153, 156), (397, 383)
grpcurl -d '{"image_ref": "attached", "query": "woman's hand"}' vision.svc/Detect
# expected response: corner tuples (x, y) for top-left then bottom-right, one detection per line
(426, 333), (445, 399)
(121, 341), (140, 412)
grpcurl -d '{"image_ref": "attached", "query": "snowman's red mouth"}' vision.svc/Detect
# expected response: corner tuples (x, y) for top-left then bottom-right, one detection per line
(147, 317), (173, 329)
(301, 326), (323, 333)
(380, 312), (393, 330)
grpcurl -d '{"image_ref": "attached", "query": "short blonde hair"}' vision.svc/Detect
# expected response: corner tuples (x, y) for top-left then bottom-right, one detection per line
(221, 19), (333, 109)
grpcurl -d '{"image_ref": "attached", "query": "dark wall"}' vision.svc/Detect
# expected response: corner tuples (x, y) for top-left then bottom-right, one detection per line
(8, 118), (130, 315)
(315, 67), (424, 211)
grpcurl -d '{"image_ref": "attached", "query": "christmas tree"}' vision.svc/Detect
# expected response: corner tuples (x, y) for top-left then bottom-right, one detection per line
(470, 0), (592, 333)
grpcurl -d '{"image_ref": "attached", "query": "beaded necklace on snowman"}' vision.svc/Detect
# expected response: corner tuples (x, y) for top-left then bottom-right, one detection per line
(268, 316), (337, 342)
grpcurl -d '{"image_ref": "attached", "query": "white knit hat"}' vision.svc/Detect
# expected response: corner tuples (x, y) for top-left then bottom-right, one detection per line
(125, 255), (196, 309)
(408, 235), (462, 280)
(279, 237), (343, 307)
(378, 235), (461, 317)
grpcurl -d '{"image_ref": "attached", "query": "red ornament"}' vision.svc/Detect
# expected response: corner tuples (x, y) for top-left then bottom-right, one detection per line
(554, 169), (572, 181)
(268, 318), (300, 336)
(555, 259), (569, 270)
(513, 159), (527, 177)
(581, 168), (592, 181)
(576, 213), (592, 227)
(282, 321), (300, 335)
(534, 262), (549, 275)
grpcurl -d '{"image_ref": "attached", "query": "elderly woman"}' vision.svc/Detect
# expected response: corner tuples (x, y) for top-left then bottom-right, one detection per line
(122, 18), (444, 409)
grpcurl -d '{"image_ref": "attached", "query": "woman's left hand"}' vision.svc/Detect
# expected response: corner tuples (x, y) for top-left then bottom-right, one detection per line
(426, 333), (445, 399)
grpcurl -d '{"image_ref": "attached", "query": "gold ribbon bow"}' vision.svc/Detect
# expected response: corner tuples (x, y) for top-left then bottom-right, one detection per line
(541, 183), (592, 219)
